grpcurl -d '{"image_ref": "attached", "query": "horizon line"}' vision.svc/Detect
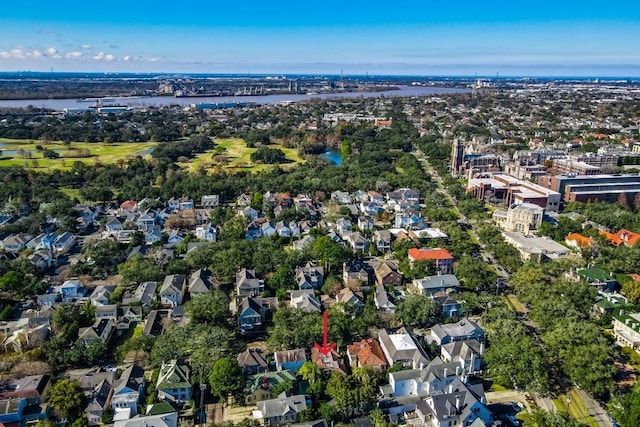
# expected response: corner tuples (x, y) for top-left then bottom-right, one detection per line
(1, 70), (639, 80)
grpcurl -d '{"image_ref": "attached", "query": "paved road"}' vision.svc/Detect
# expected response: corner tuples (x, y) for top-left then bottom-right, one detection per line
(414, 149), (465, 220)
(414, 148), (506, 280)
(533, 392), (557, 413)
(576, 388), (614, 427)
(415, 148), (614, 427)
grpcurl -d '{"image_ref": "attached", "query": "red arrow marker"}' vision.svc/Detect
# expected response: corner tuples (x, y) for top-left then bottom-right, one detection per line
(314, 311), (336, 356)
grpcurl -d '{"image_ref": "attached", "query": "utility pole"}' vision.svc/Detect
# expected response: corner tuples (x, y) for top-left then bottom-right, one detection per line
(199, 383), (206, 425)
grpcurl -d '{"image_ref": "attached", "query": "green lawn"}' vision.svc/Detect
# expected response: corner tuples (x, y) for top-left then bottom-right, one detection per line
(132, 325), (144, 338)
(60, 187), (83, 201)
(621, 346), (640, 372)
(187, 138), (305, 173)
(0, 138), (157, 170)
(0, 137), (306, 174)
(489, 383), (507, 392)
(554, 390), (599, 427)
(506, 294), (527, 314)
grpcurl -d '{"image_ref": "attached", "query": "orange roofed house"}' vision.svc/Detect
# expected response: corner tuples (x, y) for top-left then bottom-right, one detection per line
(347, 338), (389, 372)
(565, 233), (595, 250)
(407, 248), (454, 274)
(119, 200), (138, 213)
(599, 229), (640, 247)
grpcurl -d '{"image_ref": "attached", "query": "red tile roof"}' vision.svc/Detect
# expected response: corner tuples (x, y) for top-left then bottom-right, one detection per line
(599, 229), (640, 247)
(347, 338), (388, 368)
(408, 248), (454, 261)
(120, 200), (137, 209)
(565, 233), (594, 247)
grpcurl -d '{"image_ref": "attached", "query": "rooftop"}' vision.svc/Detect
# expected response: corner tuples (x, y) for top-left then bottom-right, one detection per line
(615, 312), (640, 334)
(408, 248), (454, 261)
(577, 267), (616, 283)
(388, 333), (418, 351)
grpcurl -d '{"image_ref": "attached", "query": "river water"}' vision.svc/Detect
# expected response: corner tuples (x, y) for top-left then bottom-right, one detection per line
(0, 85), (470, 111)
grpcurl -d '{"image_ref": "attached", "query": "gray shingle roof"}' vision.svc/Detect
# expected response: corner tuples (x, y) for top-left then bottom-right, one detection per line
(256, 393), (308, 419)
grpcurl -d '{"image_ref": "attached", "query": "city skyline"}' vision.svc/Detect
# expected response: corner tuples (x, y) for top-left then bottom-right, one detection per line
(1, 0), (640, 76)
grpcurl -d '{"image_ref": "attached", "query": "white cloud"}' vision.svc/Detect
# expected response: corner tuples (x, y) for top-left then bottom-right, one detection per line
(93, 52), (115, 61)
(10, 48), (25, 59)
(0, 44), (149, 65)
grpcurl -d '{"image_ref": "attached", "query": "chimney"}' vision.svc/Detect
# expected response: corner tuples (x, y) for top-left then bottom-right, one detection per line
(443, 367), (448, 377)
(456, 366), (460, 376)
(455, 395), (461, 411)
(448, 383), (454, 393)
(479, 341), (485, 355)
(419, 363), (424, 370)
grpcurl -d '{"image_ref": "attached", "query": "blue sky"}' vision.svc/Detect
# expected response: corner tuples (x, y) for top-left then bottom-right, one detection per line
(1, 0), (639, 76)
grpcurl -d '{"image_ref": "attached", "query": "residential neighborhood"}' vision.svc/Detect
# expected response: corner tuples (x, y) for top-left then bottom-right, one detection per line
(0, 80), (640, 427)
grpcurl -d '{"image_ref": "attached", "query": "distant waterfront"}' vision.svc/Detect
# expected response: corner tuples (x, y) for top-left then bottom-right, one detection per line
(0, 86), (470, 111)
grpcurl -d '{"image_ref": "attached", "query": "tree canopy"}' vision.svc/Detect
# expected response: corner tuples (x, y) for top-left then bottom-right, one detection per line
(47, 379), (85, 422)
(208, 357), (244, 401)
(184, 290), (231, 326)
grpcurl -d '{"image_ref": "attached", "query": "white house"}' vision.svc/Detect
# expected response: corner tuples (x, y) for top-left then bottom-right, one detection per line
(412, 378), (493, 427)
(614, 312), (640, 352)
(253, 393), (308, 426)
(156, 360), (192, 404)
(90, 286), (115, 306)
(160, 275), (186, 307)
(111, 365), (145, 419)
(386, 357), (465, 397)
(195, 223), (217, 242)
(52, 232), (76, 254)
(344, 231), (370, 253)
(440, 339), (484, 374)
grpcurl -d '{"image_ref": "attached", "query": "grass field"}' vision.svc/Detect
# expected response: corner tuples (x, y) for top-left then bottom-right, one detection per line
(60, 187), (83, 200)
(0, 138), (157, 170)
(0, 137), (306, 173)
(187, 138), (305, 173)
